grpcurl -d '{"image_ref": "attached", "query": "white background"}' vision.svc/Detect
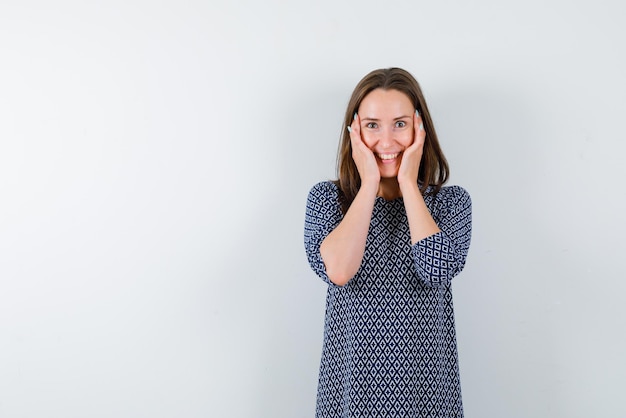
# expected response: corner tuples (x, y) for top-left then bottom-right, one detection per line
(1, 0), (625, 417)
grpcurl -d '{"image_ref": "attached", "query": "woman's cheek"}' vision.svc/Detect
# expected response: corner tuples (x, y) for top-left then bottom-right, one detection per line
(361, 132), (376, 149)
(402, 131), (414, 146)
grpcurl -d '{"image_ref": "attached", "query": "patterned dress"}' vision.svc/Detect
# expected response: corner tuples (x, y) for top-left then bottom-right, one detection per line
(304, 181), (472, 418)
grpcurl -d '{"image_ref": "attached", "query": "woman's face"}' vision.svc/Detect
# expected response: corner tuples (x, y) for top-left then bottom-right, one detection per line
(357, 88), (415, 179)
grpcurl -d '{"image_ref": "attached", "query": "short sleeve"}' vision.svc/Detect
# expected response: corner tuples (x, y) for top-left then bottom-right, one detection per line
(411, 186), (472, 287)
(304, 182), (344, 285)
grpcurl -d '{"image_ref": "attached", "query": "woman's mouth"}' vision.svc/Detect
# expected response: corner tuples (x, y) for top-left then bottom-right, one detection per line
(377, 153), (400, 163)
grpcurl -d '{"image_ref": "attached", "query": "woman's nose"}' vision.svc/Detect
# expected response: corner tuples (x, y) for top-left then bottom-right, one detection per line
(378, 127), (394, 148)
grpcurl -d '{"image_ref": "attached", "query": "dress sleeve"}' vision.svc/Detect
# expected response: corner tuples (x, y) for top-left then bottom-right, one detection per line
(304, 182), (344, 285)
(411, 186), (472, 287)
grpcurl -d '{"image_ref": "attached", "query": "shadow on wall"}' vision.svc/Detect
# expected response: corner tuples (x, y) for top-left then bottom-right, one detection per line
(432, 79), (599, 416)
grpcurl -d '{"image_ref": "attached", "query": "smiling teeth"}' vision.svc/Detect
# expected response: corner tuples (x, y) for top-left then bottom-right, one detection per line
(378, 153), (399, 160)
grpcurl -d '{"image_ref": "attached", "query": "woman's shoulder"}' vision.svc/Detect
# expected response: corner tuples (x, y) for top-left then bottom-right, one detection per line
(439, 184), (470, 199)
(428, 184), (471, 208)
(306, 181), (343, 216)
(308, 180), (340, 199)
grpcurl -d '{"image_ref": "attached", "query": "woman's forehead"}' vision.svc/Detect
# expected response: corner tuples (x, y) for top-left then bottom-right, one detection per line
(359, 89), (413, 118)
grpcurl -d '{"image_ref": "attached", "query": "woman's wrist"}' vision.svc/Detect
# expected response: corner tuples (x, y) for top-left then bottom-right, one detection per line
(358, 179), (380, 197)
(398, 178), (420, 195)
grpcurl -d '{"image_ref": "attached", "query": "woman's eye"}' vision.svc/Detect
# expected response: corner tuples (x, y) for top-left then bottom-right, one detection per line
(366, 122), (378, 129)
(396, 121), (406, 128)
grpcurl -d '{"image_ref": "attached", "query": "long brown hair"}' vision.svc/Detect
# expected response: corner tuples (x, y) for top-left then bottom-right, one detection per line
(334, 67), (449, 213)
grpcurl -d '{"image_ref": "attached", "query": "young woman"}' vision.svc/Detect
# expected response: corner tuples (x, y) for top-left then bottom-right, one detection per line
(304, 68), (472, 417)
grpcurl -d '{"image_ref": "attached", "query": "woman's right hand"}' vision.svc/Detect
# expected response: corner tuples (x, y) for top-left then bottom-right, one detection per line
(349, 113), (380, 186)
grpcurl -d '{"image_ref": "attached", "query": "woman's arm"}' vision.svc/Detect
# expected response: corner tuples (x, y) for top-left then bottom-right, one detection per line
(410, 187), (472, 287)
(320, 114), (380, 286)
(320, 181), (378, 286)
(398, 112), (441, 244)
(398, 112), (472, 287)
(400, 181), (441, 244)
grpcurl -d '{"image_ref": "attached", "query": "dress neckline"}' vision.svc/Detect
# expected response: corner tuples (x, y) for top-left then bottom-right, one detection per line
(375, 195), (403, 204)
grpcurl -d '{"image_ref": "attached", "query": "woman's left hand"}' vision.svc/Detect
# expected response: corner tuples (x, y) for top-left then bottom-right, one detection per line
(397, 111), (425, 188)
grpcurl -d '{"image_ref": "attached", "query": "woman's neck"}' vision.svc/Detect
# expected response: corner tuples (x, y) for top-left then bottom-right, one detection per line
(377, 178), (402, 201)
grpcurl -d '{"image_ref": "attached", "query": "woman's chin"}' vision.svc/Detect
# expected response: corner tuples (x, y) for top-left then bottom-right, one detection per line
(379, 171), (400, 179)
(378, 164), (400, 179)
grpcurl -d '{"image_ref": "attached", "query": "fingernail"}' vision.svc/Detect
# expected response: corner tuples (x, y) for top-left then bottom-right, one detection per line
(419, 122), (424, 131)
(353, 112), (357, 120)
(347, 126), (352, 133)
(415, 109), (420, 117)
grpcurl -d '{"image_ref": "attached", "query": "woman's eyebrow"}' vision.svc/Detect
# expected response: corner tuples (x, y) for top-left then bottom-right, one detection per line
(361, 115), (411, 121)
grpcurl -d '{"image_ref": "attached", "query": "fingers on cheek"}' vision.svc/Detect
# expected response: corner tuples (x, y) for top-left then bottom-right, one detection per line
(419, 126), (426, 140)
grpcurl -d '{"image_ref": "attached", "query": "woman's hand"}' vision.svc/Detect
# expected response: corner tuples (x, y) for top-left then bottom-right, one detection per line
(398, 111), (425, 189)
(349, 113), (380, 186)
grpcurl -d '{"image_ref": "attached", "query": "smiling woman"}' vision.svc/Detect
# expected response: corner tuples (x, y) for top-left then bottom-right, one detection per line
(358, 89), (415, 181)
(304, 68), (472, 417)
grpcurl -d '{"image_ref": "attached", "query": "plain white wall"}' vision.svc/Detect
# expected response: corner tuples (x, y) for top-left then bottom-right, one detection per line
(1, 0), (625, 417)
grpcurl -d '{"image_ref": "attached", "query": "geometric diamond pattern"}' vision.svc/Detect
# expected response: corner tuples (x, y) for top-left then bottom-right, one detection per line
(304, 181), (472, 417)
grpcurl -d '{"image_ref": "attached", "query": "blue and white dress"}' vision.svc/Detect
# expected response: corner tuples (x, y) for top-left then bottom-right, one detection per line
(304, 181), (472, 418)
